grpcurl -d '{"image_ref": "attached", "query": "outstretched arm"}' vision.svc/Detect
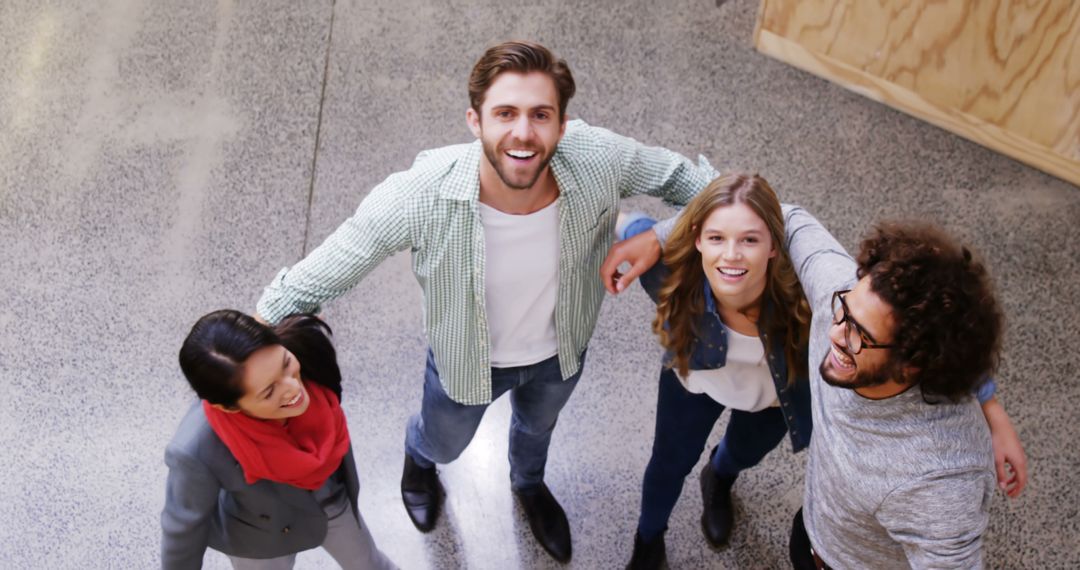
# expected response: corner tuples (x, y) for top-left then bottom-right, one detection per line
(593, 123), (718, 294)
(781, 204), (857, 310)
(600, 124), (718, 205)
(981, 395), (1028, 498)
(257, 176), (412, 323)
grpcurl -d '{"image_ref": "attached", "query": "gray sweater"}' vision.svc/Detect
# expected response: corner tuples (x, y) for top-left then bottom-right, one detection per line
(784, 205), (994, 569)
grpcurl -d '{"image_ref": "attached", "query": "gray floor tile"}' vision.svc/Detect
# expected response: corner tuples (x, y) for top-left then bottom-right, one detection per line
(0, 1), (333, 568)
(1, 0), (1077, 568)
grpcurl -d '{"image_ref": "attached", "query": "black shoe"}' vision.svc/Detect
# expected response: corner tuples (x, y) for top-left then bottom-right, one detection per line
(514, 483), (572, 563)
(626, 531), (666, 570)
(699, 462), (736, 548)
(401, 454), (443, 532)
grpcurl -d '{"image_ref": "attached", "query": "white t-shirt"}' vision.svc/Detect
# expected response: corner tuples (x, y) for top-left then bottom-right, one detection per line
(677, 323), (779, 412)
(478, 200), (560, 368)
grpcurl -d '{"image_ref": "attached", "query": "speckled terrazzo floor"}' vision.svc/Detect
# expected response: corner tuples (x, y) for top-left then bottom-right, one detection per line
(1, 0), (1077, 568)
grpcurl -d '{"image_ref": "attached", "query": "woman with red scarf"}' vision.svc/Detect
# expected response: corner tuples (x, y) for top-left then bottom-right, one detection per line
(161, 310), (396, 570)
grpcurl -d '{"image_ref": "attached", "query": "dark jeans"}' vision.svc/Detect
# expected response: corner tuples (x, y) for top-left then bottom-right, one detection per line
(405, 349), (584, 490)
(790, 508), (831, 570)
(637, 368), (788, 540)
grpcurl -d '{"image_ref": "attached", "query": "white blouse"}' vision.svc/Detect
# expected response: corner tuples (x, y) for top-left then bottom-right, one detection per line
(677, 323), (779, 412)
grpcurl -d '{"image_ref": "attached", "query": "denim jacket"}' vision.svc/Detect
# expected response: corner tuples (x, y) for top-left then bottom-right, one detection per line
(626, 217), (812, 452)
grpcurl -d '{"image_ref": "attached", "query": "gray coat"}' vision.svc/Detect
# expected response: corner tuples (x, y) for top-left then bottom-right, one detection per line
(160, 401), (361, 569)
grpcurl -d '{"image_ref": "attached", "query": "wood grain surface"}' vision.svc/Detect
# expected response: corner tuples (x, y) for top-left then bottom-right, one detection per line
(755, 0), (1080, 186)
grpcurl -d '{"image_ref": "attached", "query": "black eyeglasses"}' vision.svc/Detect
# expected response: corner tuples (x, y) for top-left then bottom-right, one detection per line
(831, 290), (895, 355)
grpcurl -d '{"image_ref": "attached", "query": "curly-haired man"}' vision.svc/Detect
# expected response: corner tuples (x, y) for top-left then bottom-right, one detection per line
(782, 206), (1024, 569)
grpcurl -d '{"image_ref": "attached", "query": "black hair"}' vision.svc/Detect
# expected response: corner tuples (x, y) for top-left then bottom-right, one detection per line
(178, 310), (342, 406)
(857, 223), (1003, 401)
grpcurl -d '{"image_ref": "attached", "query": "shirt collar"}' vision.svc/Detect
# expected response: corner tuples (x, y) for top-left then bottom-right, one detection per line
(703, 280), (718, 314)
(548, 145), (575, 198)
(439, 141), (482, 201)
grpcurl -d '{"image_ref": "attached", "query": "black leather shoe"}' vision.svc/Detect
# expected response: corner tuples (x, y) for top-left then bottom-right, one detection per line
(514, 483), (572, 563)
(401, 454), (443, 532)
(626, 531), (666, 570)
(699, 462), (737, 548)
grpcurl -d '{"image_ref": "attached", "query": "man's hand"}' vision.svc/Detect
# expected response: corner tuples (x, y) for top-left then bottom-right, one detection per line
(981, 397), (1028, 498)
(600, 229), (661, 294)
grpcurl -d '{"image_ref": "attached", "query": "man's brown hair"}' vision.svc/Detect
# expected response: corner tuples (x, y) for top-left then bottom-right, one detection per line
(468, 41), (576, 119)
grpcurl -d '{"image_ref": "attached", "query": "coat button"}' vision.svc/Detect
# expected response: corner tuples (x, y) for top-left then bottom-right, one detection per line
(282, 526), (291, 534)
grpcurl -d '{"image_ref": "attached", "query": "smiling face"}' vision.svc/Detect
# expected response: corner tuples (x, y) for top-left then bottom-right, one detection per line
(695, 202), (777, 311)
(467, 71), (566, 192)
(819, 276), (899, 392)
(220, 344), (310, 423)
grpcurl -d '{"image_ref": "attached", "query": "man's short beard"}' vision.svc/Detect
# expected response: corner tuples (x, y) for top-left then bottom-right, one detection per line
(819, 356), (895, 391)
(481, 142), (552, 190)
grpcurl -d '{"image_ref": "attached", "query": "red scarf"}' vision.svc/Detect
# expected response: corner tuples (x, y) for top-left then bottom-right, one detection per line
(203, 381), (350, 490)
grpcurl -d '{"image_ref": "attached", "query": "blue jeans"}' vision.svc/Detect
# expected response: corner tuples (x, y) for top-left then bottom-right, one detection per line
(637, 368), (789, 540)
(405, 349), (585, 490)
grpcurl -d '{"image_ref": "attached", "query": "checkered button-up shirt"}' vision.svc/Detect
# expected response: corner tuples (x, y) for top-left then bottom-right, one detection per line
(257, 120), (717, 404)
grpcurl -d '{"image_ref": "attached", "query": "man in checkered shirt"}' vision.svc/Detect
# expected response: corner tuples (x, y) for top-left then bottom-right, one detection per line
(256, 40), (717, 562)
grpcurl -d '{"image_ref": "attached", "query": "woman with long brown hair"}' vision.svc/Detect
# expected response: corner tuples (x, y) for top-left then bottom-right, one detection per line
(620, 173), (813, 569)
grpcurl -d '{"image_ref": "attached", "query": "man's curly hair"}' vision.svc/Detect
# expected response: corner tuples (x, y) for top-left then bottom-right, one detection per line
(856, 222), (1003, 402)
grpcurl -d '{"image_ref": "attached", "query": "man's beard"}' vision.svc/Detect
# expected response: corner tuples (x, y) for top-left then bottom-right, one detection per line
(481, 138), (552, 190)
(819, 353), (894, 390)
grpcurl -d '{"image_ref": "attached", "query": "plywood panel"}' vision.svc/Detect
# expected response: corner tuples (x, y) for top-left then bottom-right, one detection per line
(755, 0), (1080, 186)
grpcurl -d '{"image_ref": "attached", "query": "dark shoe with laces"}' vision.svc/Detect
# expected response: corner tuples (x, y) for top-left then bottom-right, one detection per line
(699, 462), (737, 548)
(401, 454), (443, 532)
(515, 483), (572, 563)
(626, 531), (667, 570)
